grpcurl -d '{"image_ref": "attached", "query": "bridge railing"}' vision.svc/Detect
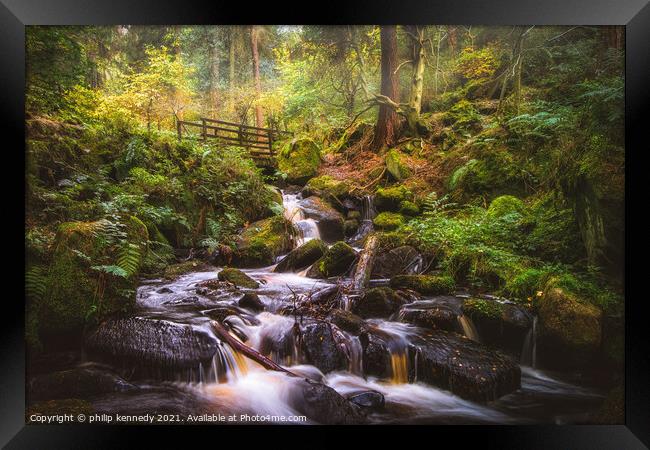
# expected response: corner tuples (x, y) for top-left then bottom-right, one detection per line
(176, 117), (292, 160)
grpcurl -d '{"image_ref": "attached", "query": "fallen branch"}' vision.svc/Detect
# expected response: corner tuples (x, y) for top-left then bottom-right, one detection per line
(351, 234), (380, 291)
(210, 320), (298, 377)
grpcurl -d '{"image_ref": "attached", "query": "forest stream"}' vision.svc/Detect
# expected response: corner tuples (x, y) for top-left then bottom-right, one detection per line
(29, 192), (606, 425)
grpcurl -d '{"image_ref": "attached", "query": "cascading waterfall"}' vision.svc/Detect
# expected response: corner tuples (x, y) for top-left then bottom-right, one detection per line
(521, 316), (538, 368)
(457, 314), (481, 342)
(349, 195), (377, 243)
(283, 192), (320, 246)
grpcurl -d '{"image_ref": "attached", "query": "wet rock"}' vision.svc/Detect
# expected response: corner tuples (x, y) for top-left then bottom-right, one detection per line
(343, 219), (360, 238)
(462, 298), (532, 355)
(359, 332), (391, 378)
(298, 196), (345, 241)
(29, 367), (137, 400)
(162, 295), (199, 305)
(85, 317), (218, 370)
(218, 268), (259, 289)
(28, 351), (81, 375)
(328, 309), (365, 335)
(274, 239), (327, 272)
(157, 287), (174, 294)
(399, 306), (458, 332)
(232, 216), (295, 267)
(385, 149), (411, 181)
(412, 331), (521, 402)
(537, 286), (602, 368)
(347, 209), (361, 220)
(372, 245), (422, 278)
(348, 391), (385, 410)
(239, 292), (265, 312)
(352, 287), (405, 319)
(390, 274), (455, 295)
(163, 260), (210, 279)
(306, 241), (357, 278)
(205, 306), (247, 323)
(290, 379), (363, 424)
(301, 322), (349, 373)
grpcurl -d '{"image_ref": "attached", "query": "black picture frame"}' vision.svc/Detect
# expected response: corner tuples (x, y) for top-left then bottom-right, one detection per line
(1, 0), (647, 447)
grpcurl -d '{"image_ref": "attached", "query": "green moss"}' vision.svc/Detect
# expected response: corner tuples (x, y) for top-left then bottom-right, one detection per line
(442, 99), (481, 132)
(163, 260), (206, 279)
(307, 241), (357, 278)
(463, 298), (504, 320)
(538, 285), (602, 351)
(343, 219), (360, 237)
(374, 185), (413, 212)
(373, 212), (405, 231)
(218, 267), (259, 288)
(487, 195), (525, 218)
(390, 274), (455, 295)
(234, 216), (295, 267)
(353, 287), (404, 318)
(277, 138), (321, 185)
(347, 210), (361, 220)
(398, 200), (420, 216)
(39, 217), (148, 336)
(274, 238), (327, 272)
(305, 175), (351, 198)
(385, 149), (411, 181)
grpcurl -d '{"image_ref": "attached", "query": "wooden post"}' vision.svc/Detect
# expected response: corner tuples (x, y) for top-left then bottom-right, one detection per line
(176, 119), (182, 141)
(238, 125), (244, 148)
(201, 118), (207, 141)
(267, 129), (273, 156)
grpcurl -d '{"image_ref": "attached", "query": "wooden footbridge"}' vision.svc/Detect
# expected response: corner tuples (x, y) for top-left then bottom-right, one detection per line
(176, 117), (292, 167)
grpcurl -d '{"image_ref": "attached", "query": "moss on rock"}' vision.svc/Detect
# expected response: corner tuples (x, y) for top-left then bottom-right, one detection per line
(398, 200), (420, 216)
(373, 212), (405, 231)
(277, 138), (321, 185)
(233, 216), (295, 267)
(307, 241), (357, 278)
(374, 185), (413, 212)
(304, 175), (351, 199)
(274, 239), (327, 272)
(385, 149), (411, 181)
(390, 274), (456, 295)
(163, 260), (208, 279)
(218, 268), (259, 288)
(344, 219), (360, 237)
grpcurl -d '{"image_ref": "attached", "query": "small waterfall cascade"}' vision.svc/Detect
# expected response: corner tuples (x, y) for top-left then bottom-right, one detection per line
(457, 314), (481, 342)
(282, 192), (320, 246)
(521, 315), (538, 368)
(350, 195), (377, 243)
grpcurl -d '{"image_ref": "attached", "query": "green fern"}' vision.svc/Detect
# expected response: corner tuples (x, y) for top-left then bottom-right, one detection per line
(26, 266), (48, 301)
(422, 192), (456, 219)
(91, 265), (129, 278)
(117, 242), (141, 277)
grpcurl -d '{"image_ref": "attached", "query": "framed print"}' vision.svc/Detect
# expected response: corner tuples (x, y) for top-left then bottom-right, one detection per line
(1, 0), (648, 447)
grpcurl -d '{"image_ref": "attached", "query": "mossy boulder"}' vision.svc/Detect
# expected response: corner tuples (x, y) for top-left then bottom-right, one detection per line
(38, 217), (148, 339)
(347, 210), (361, 220)
(374, 185), (413, 212)
(239, 292), (265, 311)
(352, 287), (405, 319)
(218, 268), (259, 289)
(307, 242), (357, 278)
(385, 149), (411, 181)
(274, 239), (327, 273)
(163, 260), (209, 279)
(233, 216), (295, 267)
(277, 138), (321, 185)
(373, 212), (405, 231)
(537, 284), (602, 368)
(487, 195), (526, 218)
(390, 274), (455, 295)
(328, 309), (365, 335)
(398, 200), (420, 216)
(303, 175), (351, 200)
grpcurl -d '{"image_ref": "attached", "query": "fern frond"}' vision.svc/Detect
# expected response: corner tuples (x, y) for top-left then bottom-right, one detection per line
(117, 242), (141, 277)
(26, 266), (47, 301)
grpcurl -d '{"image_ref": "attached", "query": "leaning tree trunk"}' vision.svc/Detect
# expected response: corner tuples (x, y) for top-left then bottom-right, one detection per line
(209, 40), (219, 116)
(351, 234), (380, 291)
(251, 26), (264, 129)
(372, 25), (400, 151)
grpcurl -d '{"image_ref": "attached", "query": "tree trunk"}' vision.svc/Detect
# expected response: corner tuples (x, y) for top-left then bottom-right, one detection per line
(229, 26), (237, 115)
(408, 26), (426, 117)
(251, 26), (264, 129)
(372, 25), (399, 151)
(209, 40), (219, 116)
(351, 234), (379, 291)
